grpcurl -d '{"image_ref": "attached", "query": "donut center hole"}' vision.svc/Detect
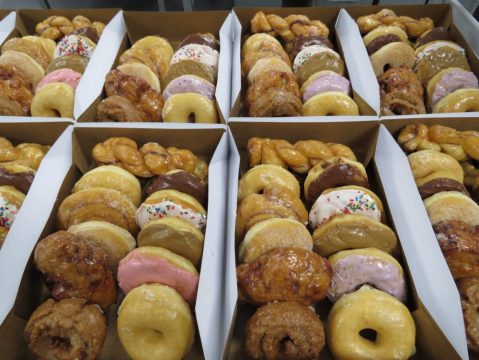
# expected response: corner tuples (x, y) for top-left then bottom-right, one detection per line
(383, 64), (392, 73)
(53, 109), (61, 117)
(188, 113), (196, 123)
(359, 328), (378, 342)
(153, 329), (164, 339)
(52, 336), (72, 352)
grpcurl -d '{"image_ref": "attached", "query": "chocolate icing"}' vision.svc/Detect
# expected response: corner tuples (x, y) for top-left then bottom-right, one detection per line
(307, 162), (369, 203)
(146, 171), (207, 205)
(289, 35), (333, 61)
(415, 27), (452, 49)
(366, 34), (402, 55)
(178, 33), (220, 52)
(0, 166), (34, 194)
(71, 27), (100, 44)
(418, 178), (469, 200)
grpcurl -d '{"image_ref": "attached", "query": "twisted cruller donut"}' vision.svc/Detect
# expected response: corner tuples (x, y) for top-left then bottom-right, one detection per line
(356, 9), (433, 38)
(36, 15), (105, 41)
(247, 137), (356, 173)
(92, 137), (208, 180)
(0, 137), (49, 171)
(398, 123), (479, 161)
(250, 11), (329, 42)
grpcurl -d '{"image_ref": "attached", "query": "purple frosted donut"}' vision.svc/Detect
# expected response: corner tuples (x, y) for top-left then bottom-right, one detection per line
(300, 70), (351, 103)
(162, 74), (215, 101)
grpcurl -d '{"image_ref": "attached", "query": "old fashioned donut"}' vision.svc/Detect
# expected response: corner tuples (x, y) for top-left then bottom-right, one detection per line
(303, 91), (359, 116)
(370, 42), (415, 77)
(117, 284), (195, 360)
(30, 83), (74, 118)
(162, 93), (218, 123)
(327, 285), (415, 360)
(22, 35), (56, 61)
(433, 88), (479, 113)
(132, 35), (174, 82)
(0, 50), (44, 88)
(238, 164), (300, 201)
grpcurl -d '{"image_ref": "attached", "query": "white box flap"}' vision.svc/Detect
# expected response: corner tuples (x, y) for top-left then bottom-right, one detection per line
(0, 12), (15, 46)
(196, 133), (228, 360)
(74, 11), (125, 120)
(375, 125), (468, 359)
(336, 9), (380, 115)
(0, 125), (73, 325)
(231, 11), (242, 116)
(451, 0), (479, 58)
(217, 13), (234, 122)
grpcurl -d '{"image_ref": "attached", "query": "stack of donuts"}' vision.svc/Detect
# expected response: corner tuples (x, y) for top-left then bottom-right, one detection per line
(0, 136), (49, 247)
(96, 32), (220, 123)
(357, 9), (479, 115)
(398, 123), (479, 351)
(0, 15), (105, 118)
(24, 136), (209, 360)
(236, 137), (416, 359)
(242, 12), (359, 117)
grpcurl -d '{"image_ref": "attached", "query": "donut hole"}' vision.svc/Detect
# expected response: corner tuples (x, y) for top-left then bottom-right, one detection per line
(383, 64), (392, 73)
(188, 113), (196, 123)
(51, 336), (72, 352)
(359, 328), (378, 342)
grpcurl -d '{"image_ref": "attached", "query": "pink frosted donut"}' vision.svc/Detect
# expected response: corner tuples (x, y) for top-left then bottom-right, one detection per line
(117, 246), (199, 304)
(300, 70), (351, 103)
(162, 74), (215, 101)
(327, 248), (407, 303)
(36, 68), (82, 93)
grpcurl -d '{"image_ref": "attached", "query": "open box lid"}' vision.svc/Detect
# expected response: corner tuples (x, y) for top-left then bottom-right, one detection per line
(0, 124), (73, 326)
(0, 11), (15, 46)
(375, 124), (468, 359)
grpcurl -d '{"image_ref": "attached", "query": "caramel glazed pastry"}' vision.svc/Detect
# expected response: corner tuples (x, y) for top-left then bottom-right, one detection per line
(242, 12), (359, 117)
(237, 136), (415, 360)
(96, 32), (220, 123)
(0, 15), (105, 118)
(398, 123), (479, 352)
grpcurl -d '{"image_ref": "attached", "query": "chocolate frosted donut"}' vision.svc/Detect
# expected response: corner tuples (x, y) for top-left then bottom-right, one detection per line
(146, 170), (207, 205)
(178, 33), (220, 52)
(0, 165), (34, 194)
(418, 178), (469, 200)
(71, 26), (100, 44)
(46, 54), (88, 75)
(288, 35), (333, 61)
(366, 35), (401, 55)
(415, 27), (453, 49)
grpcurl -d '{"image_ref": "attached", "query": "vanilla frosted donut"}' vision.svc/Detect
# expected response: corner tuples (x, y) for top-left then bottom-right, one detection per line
(247, 57), (292, 85)
(55, 34), (96, 59)
(327, 248), (406, 303)
(162, 93), (218, 123)
(162, 75), (215, 101)
(170, 43), (218, 74)
(300, 70), (350, 102)
(117, 283), (195, 360)
(30, 83), (74, 118)
(309, 186), (383, 230)
(303, 91), (359, 116)
(327, 285), (415, 360)
(293, 46), (340, 73)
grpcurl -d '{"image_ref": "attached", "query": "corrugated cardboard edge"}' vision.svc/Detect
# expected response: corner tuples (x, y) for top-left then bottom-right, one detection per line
(0, 125), (73, 326)
(375, 125), (468, 359)
(74, 11), (126, 120)
(0, 11), (15, 46)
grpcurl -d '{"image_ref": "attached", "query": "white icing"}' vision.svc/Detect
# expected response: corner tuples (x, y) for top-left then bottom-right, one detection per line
(170, 44), (219, 73)
(0, 194), (19, 230)
(293, 45), (339, 73)
(136, 200), (206, 230)
(416, 41), (465, 64)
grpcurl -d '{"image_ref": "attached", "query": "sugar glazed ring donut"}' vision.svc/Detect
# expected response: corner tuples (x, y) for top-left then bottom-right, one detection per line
(117, 283), (195, 360)
(303, 91), (359, 116)
(327, 285), (416, 360)
(162, 93), (218, 123)
(433, 88), (479, 113)
(30, 83), (75, 118)
(370, 42), (415, 77)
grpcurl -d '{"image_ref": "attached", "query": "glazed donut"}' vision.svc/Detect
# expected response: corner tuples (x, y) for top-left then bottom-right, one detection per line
(242, 33), (283, 56)
(0, 51), (44, 88)
(424, 191), (479, 226)
(370, 42), (415, 77)
(327, 285), (415, 360)
(458, 277), (479, 351)
(54, 34), (96, 59)
(119, 47), (158, 78)
(238, 164), (300, 201)
(303, 91), (359, 116)
(162, 93), (218, 123)
(327, 248), (406, 303)
(30, 83), (74, 118)
(25, 298), (106, 360)
(247, 57), (292, 85)
(0, 95), (24, 116)
(117, 284), (195, 360)
(378, 67), (424, 98)
(117, 63), (161, 92)
(162, 75), (215, 102)
(239, 218), (313, 263)
(407, 150), (464, 186)
(433, 88), (479, 113)
(300, 70), (351, 103)
(427, 68), (478, 108)
(242, 47), (291, 78)
(47, 54), (88, 75)
(237, 247), (331, 305)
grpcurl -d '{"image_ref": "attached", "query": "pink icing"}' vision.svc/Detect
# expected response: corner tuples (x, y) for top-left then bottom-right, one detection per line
(302, 72), (351, 102)
(117, 250), (199, 304)
(327, 254), (406, 303)
(36, 69), (82, 93)
(431, 69), (479, 106)
(162, 75), (215, 101)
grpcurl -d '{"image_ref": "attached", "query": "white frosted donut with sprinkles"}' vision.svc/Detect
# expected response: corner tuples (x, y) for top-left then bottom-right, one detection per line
(170, 44), (219, 73)
(54, 34), (96, 59)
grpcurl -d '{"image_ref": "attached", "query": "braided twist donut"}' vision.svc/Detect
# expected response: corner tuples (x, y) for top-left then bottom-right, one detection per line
(247, 137), (356, 174)
(398, 124), (479, 161)
(92, 137), (208, 180)
(250, 11), (329, 42)
(0, 137), (49, 171)
(356, 9), (433, 38)
(36, 16), (75, 41)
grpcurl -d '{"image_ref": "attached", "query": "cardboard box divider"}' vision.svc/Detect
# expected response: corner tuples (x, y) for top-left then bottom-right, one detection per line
(77, 10), (233, 124)
(344, 3), (479, 119)
(223, 120), (462, 359)
(0, 11), (16, 46)
(0, 123), (228, 360)
(229, 6), (377, 121)
(0, 9), (124, 122)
